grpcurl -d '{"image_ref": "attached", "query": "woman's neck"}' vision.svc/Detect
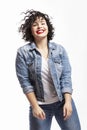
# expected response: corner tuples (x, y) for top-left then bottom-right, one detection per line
(35, 38), (49, 59)
(35, 38), (48, 50)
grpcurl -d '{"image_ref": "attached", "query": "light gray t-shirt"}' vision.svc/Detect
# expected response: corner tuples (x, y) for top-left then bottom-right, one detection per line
(38, 57), (58, 105)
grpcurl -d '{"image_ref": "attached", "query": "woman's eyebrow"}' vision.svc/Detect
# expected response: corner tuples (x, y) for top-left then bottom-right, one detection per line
(33, 19), (45, 24)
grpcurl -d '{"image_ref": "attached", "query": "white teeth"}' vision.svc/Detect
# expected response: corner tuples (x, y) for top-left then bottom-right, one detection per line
(38, 30), (43, 33)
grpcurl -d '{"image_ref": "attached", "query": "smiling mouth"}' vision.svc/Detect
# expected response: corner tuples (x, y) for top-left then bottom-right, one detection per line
(36, 30), (45, 34)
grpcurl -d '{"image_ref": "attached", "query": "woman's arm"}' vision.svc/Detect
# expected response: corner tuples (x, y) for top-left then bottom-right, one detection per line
(16, 49), (46, 120)
(60, 46), (73, 94)
(26, 92), (46, 120)
(60, 46), (73, 120)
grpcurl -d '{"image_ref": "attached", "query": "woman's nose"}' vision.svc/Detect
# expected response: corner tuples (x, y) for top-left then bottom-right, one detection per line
(37, 23), (42, 28)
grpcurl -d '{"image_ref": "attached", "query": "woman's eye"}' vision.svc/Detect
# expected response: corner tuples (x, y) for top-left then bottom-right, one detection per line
(33, 24), (37, 26)
(41, 22), (45, 25)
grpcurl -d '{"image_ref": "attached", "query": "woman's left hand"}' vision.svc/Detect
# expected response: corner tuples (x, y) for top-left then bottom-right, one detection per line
(63, 101), (72, 120)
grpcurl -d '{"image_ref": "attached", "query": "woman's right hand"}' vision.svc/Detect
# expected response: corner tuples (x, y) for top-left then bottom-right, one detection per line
(25, 92), (46, 120)
(32, 105), (46, 120)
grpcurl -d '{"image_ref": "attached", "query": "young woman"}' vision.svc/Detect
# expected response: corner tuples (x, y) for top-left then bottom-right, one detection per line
(15, 9), (81, 130)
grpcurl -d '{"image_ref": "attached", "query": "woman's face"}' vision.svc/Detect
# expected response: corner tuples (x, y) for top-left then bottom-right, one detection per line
(31, 17), (48, 41)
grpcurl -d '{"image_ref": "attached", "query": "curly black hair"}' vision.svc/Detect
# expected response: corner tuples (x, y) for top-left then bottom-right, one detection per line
(19, 9), (55, 42)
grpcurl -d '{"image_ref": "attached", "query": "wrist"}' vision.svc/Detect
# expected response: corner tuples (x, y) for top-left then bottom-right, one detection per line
(64, 93), (72, 103)
(31, 103), (39, 109)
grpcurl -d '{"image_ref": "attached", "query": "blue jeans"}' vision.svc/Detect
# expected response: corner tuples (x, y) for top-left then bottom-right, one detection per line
(29, 99), (81, 130)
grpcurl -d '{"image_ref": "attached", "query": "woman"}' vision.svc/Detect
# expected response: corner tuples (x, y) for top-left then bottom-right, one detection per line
(16, 9), (81, 130)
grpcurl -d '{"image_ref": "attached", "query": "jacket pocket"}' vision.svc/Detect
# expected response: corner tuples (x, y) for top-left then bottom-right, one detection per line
(26, 57), (35, 79)
(26, 57), (35, 67)
(53, 57), (63, 77)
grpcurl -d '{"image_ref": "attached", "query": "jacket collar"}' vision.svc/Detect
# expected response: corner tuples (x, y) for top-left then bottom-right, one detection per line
(29, 42), (56, 51)
(48, 42), (57, 50)
(29, 42), (37, 50)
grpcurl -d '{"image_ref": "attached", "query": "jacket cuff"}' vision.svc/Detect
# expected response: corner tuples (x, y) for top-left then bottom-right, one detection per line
(22, 86), (34, 94)
(62, 87), (73, 94)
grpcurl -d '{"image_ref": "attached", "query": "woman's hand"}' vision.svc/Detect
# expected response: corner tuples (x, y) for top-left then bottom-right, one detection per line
(32, 105), (46, 120)
(25, 92), (46, 120)
(63, 101), (72, 120)
(63, 93), (72, 120)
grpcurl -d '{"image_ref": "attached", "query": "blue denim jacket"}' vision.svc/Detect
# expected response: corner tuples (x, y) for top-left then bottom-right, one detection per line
(16, 42), (73, 101)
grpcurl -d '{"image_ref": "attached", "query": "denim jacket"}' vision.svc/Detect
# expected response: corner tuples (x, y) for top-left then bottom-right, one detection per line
(15, 42), (73, 101)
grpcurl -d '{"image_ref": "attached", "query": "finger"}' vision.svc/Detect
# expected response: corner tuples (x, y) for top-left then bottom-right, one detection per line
(39, 111), (46, 120)
(63, 107), (66, 117)
(64, 110), (72, 120)
(42, 111), (46, 119)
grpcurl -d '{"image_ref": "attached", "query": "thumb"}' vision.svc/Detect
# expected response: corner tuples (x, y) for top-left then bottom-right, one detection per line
(63, 107), (66, 117)
(42, 110), (46, 117)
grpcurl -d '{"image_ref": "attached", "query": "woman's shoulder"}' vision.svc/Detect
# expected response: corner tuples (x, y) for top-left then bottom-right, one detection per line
(17, 42), (34, 55)
(17, 42), (30, 51)
(49, 42), (65, 51)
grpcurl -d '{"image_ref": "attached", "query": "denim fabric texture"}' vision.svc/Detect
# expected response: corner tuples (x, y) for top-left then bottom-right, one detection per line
(29, 99), (81, 130)
(16, 42), (73, 102)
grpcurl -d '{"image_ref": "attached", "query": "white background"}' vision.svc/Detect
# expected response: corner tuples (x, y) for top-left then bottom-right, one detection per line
(0, 0), (87, 130)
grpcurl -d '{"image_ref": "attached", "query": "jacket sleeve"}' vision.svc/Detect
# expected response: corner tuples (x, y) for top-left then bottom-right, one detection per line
(60, 46), (73, 94)
(15, 49), (34, 94)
